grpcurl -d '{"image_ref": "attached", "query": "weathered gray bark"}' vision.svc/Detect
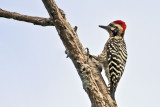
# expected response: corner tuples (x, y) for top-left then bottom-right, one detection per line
(0, 9), (54, 26)
(0, 0), (118, 107)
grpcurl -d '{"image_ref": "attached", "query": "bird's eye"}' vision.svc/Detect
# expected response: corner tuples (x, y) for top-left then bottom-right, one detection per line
(115, 26), (118, 29)
(109, 24), (114, 27)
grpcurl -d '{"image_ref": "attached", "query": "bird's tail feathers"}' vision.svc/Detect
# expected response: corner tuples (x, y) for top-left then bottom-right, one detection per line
(108, 83), (116, 100)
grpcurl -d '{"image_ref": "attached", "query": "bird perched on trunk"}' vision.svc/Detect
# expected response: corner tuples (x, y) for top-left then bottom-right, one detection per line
(94, 20), (127, 100)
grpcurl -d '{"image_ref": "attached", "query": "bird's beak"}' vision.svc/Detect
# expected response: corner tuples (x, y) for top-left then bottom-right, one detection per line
(99, 25), (110, 31)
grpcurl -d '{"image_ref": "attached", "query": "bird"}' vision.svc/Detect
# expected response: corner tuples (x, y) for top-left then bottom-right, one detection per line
(96, 20), (127, 100)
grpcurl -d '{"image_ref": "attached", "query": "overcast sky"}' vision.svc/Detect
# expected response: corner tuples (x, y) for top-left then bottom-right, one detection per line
(0, 0), (160, 107)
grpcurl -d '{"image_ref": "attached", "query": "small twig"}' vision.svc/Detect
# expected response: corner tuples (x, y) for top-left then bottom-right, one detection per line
(74, 26), (78, 32)
(0, 8), (54, 26)
(65, 49), (70, 58)
(85, 48), (89, 55)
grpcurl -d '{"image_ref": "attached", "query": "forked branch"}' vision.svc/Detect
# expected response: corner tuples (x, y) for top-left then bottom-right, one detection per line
(0, 0), (118, 106)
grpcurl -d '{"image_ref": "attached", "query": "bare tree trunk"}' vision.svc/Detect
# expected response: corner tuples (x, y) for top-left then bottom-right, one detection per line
(0, 0), (118, 107)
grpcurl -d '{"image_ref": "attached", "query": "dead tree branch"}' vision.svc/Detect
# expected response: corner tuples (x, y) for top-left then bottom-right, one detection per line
(0, 0), (118, 106)
(0, 8), (54, 26)
(42, 0), (117, 107)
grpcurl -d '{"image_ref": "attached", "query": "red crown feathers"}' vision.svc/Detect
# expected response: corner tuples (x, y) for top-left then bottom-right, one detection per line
(113, 20), (126, 33)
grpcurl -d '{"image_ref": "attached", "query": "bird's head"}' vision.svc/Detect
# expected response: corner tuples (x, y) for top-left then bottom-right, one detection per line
(99, 20), (126, 38)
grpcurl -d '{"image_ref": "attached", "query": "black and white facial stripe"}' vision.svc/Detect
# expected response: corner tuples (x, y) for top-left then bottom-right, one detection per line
(109, 23), (124, 37)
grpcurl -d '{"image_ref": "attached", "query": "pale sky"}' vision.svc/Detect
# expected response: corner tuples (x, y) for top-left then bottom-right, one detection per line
(0, 0), (160, 107)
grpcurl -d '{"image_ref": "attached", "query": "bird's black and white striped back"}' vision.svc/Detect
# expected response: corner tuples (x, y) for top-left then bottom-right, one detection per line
(106, 37), (127, 100)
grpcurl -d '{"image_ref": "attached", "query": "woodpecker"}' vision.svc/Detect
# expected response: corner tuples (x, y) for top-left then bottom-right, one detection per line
(97, 20), (127, 100)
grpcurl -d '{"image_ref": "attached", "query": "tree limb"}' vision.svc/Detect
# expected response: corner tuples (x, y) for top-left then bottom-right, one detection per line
(42, 0), (117, 107)
(0, 0), (118, 106)
(0, 8), (54, 26)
